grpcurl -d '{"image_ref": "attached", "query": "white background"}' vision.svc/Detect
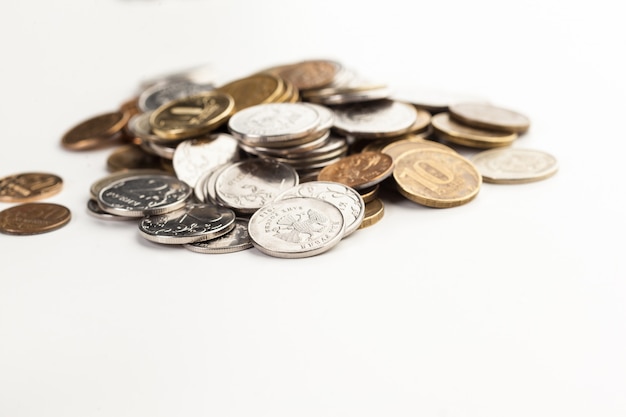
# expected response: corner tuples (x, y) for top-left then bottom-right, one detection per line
(1, 1), (625, 416)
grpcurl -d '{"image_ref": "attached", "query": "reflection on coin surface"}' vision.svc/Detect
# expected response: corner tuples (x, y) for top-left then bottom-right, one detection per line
(0, 172), (63, 203)
(431, 112), (518, 149)
(0, 202), (71, 235)
(216, 73), (284, 112)
(382, 139), (456, 162)
(449, 102), (531, 133)
(61, 111), (128, 150)
(331, 99), (418, 139)
(274, 180), (365, 237)
(393, 149), (482, 208)
(90, 169), (172, 200)
(248, 196), (345, 258)
(470, 147), (559, 184)
(138, 79), (215, 112)
(184, 217), (253, 253)
(318, 151), (394, 190)
(139, 202), (236, 244)
(98, 174), (192, 217)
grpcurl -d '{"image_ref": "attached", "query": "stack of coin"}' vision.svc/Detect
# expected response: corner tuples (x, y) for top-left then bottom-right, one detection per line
(215, 72), (299, 113)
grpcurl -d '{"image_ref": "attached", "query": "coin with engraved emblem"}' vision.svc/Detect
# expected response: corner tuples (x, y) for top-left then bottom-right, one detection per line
(0, 202), (71, 235)
(97, 174), (192, 217)
(138, 202), (236, 244)
(268, 59), (338, 90)
(317, 151), (394, 190)
(470, 147), (559, 184)
(61, 111), (128, 150)
(216, 73), (285, 112)
(0, 172), (63, 203)
(393, 149), (482, 208)
(248, 196), (346, 258)
(331, 99), (418, 139)
(138, 79), (215, 113)
(150, 91), (234, 140)
(449, 102), (531, 133)
(184, 217), (253, 253)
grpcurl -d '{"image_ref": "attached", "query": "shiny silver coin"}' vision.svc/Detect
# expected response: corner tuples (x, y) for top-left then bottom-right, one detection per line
(139, 202), (236, 244)
(90, 169), (173, 200)
(248, 196), (345, 258)
(228, 102), (321, 145)
(237, 130), (331, 158)
(331, 99), (418, 139)
(138, 79), (215, 113)
(470, 147), (559, 184)
(183, 217), (253, 253)
(214, 159), (299, 214)
(86, 199), (135, 221)
(97, 174), (192, 217)
(303, 84), (390, 105)
(274, 181), (365, 237)
(138, 63), (219, 91)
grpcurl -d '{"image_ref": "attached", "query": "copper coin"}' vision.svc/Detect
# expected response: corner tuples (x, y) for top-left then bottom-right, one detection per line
(61, 111), (128, 150)
(271, 59), (338, 90)
(317, 151), (394, 190)
(106, 144), (165, 172)
(0, 202), (71, 235)
(0, 172), (63, 203)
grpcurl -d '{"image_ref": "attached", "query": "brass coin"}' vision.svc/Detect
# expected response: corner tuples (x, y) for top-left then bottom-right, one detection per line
(0, 172), (63, 203)
(431, 112), (518, 149)
(106, 144), (165, 172)
(270, 59), (338, 90)
(358, 184), (380, 203)
(0, 202), (71, 235)
(358, 198), (384, 229)
(382, 138), (456, 162)
(61, 111), (128, 150)
(216, 73), (284, 112)
(318, 151), (394, 190)
(449, 102), (531, 134)
(393, 149), (482, 208)
(150, 91), (234, 140)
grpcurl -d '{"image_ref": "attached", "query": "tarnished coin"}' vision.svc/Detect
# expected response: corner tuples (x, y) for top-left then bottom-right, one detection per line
(139, 202), (236, 244)
(61, 111), (128, 150)
(331, 99), (418, 139)
(184, 217), (253, 254)
(449, 102), (531, 134)
(172, 133), (241, 189)
(214, 159), (299, 214)
(317, 151), (394, 190)
(150, 91), (234, 140)
(0, 172), (63, 203)
(470, 147), (559, 184)
(0, 202), (71, 235)
(248, 196), (345, 258)
(97, 174), (192, 217)
(393, 149), (482, 208)
(431, 112), (518, 149)
(274, 180), (365, 237)
(358, 198), (384, 229)
(216, 73), (285, 112)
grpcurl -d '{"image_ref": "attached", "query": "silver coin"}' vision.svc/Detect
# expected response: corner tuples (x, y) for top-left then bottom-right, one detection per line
(97, 174), (192, 217)
(248, 196), (345, 258)
(86, 199), (135, 221)
(138, 63), (219, 91)
(391, 85), (488, 113)
(139, 202), (236, 244)
(331, 99), (418, 139)
(228, 102), (321, 144)
(214, 159), (299, 214)
(90, 169), (173, 200)
(274, 181), (365, 237)
(237, 130), (331, 158)
(138, 79), (215, 113)
(172, 133), (241, 189)
(183, 217), (253, 253)
(470, 147), (559, 184)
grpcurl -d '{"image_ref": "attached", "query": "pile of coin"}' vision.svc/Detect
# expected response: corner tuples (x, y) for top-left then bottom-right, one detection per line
(57, 58), (558, 257)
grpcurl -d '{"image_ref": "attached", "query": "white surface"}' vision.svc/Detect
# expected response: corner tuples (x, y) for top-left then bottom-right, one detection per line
(1, 1), (625, 416)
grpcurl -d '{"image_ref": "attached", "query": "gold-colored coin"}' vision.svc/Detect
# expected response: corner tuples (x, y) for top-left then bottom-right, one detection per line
(269, 59), (338, 91)
(61, 111), (128, 150)
(393, 149), (481, 208)
(216, 73), (285, 112)
(317, 151), (394, 190)
(382, 138), (457, 162)
(150, 91), (234, 140)
(449, 102), (530, 134)
(431, 112), (517, 149)
(106, 144), (165, 172)
(0, 202), (71, 235)
(0, 172), (63, 203)
(358, 184), (380, 203)
(358, 198), (384, 229)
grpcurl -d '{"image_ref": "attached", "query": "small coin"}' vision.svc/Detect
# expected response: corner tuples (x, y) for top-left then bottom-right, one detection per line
(184, 217), (253, 254)
(449, 102), (531, 134)
(86, 198), (135, 221)
(138, 79), (215, 113)
(61, 111), (128, 150)
(393, 149), (482, 208)
(90, 168), (172, 200)
(317, 151), (394, 190)
(0, 172), (63, 203)
(248, 196), (346, 258)
(358, 198), (384, 229)
(216, 73), (285, 112)
(331, 99), (418, 139)
(268, 59), (338, 90)
(106, 144), (165, 172)
(470, 147), (559, 184)
(382, 138), (457, 162)
(431, 112), (518, 149)
(0, 202), (71, 235)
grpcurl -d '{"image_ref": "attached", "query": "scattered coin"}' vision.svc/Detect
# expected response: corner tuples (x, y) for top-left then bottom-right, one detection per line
(449, 102), (531, 134)
(0, 172), (63, 203)
(61, 111), (128, 150)
(470, 147), (559, 184)
(431, 112), (518, 149)
(0, 202), (71, 235)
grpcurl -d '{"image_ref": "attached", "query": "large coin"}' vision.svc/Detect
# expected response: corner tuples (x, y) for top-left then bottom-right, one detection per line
(317, 151), (394, 190)
(331, 99), (418, 139)
(0, 202), (71, 235)
(393, 149), (482, 208)
(0, 172), (63, 203)
(470, 147), (559, 184)
(248, 196), (345, 258)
